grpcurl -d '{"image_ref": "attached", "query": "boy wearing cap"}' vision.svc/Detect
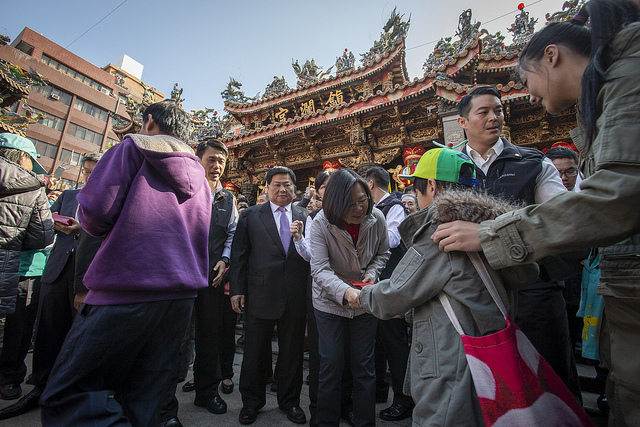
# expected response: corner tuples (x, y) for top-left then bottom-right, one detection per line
(357, 148), (537, 426)
(0, 133), (54, 316)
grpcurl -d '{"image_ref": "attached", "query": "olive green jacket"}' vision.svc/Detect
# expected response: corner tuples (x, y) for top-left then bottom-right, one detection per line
(479, 22), (640, 298)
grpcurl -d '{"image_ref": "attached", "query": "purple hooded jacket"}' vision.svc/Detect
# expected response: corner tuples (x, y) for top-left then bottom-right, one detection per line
(77, 134), (211, 305)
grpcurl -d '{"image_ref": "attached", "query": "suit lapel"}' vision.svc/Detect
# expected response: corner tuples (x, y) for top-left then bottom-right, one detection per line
(259, 203), (286, 255)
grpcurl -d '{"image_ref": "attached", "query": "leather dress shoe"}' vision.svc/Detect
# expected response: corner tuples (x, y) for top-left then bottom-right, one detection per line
(160, 416), (183, 427)
(194, 394), (227, 414)
(181, 379), (195, 392)
(0, 386), (42, 420)
(379, 403), (414, 421)
(220, 379), (233, 394)
(239, 406), (258, 424)
(283, 405), (306, 424)
(0, 384), (22, 400)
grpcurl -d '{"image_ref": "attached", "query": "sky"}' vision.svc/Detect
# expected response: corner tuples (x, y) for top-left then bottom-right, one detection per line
(2, 0), (568, 114)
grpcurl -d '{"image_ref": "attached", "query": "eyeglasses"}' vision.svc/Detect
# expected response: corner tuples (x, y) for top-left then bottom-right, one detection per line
(558, 168), (578, 178)
(349, 197), (370, 209)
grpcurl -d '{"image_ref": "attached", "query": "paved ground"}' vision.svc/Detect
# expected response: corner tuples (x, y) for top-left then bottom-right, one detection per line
(0, 352), (412, 427)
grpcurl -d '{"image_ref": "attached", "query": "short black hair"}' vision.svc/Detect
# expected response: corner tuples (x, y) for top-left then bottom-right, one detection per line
(142, 101), (192, 142)
(364, 165), (390, 189)
(266, 166), (296, 184)
(413, 162), (476, 195)
(404, 185), (414, 194)
(196, 138), (229, 159)
(545, 147), (578, 164)
(315, 170), (332, 189)
(238, 196), (249, 204)
(323, 168), (373, 229)
(458, 86), (501, 118)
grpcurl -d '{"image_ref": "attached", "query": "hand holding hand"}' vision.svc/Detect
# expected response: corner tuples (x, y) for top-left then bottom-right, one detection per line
(290, 220), (304, 242)
(344, 287), (362, 309)
(431, 220), (482, 253)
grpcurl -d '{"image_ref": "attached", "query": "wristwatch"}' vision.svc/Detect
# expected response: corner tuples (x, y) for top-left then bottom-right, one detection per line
(221, 256), (230, 268)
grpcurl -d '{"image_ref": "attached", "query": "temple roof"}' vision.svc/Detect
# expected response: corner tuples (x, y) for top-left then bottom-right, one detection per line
(224, 39), (408, 114)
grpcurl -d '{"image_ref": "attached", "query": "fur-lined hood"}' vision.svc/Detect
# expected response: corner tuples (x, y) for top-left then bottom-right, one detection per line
(399, 189), (522, 247)
(431, 189), (523, 225)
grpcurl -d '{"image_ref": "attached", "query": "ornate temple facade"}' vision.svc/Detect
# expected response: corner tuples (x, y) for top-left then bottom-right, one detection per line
(221, 4), (583, 200)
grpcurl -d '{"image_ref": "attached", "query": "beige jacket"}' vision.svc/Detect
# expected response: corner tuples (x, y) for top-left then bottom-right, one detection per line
(478, 22), (640, 299)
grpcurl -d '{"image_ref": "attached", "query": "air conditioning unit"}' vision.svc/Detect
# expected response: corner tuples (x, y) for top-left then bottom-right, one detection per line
(50, 93), (60, 101)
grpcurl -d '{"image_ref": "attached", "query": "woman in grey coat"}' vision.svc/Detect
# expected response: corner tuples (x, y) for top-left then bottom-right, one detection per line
(309, 169), (390, 427)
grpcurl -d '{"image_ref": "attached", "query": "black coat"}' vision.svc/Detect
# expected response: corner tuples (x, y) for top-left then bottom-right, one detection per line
(230, 202), (310, 319)
(40, 189), (79, 285)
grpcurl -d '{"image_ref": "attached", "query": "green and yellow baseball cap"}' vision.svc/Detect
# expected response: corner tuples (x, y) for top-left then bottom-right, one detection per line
(0, 133), (48, 174)
(400, 147), (477, 186)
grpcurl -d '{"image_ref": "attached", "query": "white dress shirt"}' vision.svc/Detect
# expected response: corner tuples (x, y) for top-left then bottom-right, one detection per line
(375, 192), (406, 249)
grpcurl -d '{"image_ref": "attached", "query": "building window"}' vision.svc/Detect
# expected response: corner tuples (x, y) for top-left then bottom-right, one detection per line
(16, 41), (34, 55)
(41, 54), (111, 95)
(30, 139), (58, 159)
(30, 84), (73, 106)
(29, 107), (65, 131)
(59, 148), (82, 166)
(67, 123), (102, 146)
(73, 98), (108, 121)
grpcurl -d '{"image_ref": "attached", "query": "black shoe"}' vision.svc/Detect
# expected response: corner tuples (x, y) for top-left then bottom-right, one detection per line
(379, 403), (413, 421)
(239, 406), (258, 424)
(340, 408), (355, 427)
(0, 384), (22, 400)
(597, 394), (610, 416)
(0, 386), (42, 420)
(160, 416), (184, 427)
(220, 380), (234, 394)
(283, 406), (306, 424)
(205, 395), (227, 414)
(181, 379), (195, 392)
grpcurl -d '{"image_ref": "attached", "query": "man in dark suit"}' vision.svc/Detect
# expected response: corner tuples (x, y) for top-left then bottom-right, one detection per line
(230, 166), (309, 425)
(0, 153), (100, 420)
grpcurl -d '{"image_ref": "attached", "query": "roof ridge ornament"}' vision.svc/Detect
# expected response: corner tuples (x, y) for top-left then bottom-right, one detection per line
(292, 58), (333, 87)
(509, 4), (538, 47)
(263, 76), (290, 98)
(360, 7), (410, 67)
(221, 77), (256, 104)
(335, 49), (356, 74)
(545, 0), (585, 24)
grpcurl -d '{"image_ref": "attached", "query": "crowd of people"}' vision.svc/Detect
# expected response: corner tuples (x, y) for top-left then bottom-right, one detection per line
(0, 0), (638, 425)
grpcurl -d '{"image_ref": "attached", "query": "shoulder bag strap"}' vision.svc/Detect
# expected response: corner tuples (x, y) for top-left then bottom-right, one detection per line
(438, 251), (509, 336)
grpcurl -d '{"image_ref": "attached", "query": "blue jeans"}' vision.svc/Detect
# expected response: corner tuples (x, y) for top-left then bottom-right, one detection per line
(40, 298), (194, 427)
(315, 309), (377, 427)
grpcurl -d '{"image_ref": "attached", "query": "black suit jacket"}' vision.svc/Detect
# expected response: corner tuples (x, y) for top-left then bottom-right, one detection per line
(230, 202), (309, 319)
(41, 189), (79, 284)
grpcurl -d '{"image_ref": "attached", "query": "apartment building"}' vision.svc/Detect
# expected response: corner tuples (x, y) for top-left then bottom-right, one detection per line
(0, 27), (163, 187)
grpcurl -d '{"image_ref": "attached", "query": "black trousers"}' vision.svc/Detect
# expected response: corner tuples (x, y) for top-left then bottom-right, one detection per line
(32, 255), (76, 387)
(0, 277), (41, 384)
(40, 299), (193, 427)
(239, 305), (305, 410)
(375, 318), (413, 407)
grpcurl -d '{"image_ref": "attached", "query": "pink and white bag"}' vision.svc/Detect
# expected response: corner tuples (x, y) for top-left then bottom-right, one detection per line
(438, 252), (593, 427)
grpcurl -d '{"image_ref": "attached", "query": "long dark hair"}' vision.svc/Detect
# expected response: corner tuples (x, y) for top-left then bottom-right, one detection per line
(322, 169), (373, 229)
(520, 0), (640, 142)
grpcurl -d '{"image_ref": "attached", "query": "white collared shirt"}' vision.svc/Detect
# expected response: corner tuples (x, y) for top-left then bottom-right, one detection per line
(375, 192), (406, 249)
(270, 201), (293, 234)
